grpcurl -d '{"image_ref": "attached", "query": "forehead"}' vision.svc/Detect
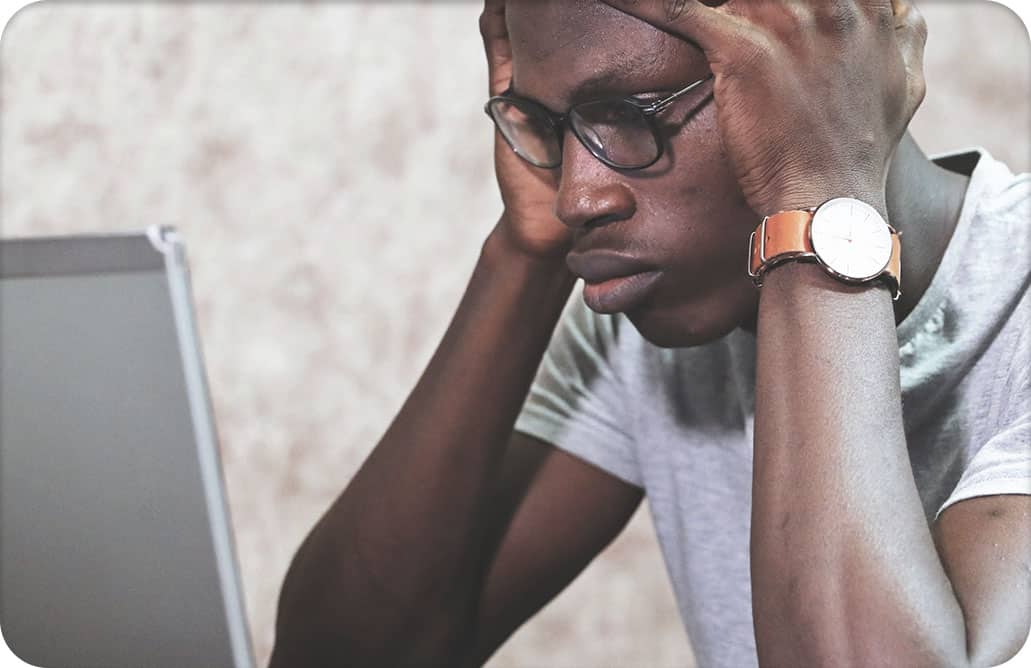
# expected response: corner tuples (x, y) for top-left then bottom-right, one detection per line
(506, 0), (704, 107)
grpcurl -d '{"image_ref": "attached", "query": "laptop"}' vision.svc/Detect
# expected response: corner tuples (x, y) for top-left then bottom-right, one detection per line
(0, 227), (255, 668)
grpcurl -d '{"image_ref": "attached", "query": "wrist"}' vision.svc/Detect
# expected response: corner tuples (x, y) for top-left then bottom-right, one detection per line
(482, 219), (575, 277)
(757, 181), (887, 220)
(484, 214), (574, 267)
(749, 191), (901, 301)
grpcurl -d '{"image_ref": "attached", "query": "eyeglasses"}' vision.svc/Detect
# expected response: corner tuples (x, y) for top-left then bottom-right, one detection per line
(484, 74), (713, 171)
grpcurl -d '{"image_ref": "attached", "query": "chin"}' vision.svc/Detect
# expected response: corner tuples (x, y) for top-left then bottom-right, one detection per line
(625, 290), (756, 349)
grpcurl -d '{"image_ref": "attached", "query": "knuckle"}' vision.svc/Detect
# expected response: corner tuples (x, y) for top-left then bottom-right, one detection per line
(479, 6), (506, 42)
(911, 8), (929, 42)
(664, 0), (693, 24)
(875, 6), (894, 32)
(894, 0), (928, 41)
(478, 11), (492, 38)
(817, 1), (861, 35)
(783, 4), (816, 33)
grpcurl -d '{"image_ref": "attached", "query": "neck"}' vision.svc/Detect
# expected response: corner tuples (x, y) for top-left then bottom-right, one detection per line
(885, 132), (971, 325)
(736, 133), (971, 336)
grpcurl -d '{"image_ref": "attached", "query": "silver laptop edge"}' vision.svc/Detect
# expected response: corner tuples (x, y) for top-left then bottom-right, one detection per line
(148, 225), (256, 668)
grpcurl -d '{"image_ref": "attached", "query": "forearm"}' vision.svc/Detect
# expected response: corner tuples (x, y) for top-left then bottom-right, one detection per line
(271, 222), (576, 665)
(750, 260), (967, 666)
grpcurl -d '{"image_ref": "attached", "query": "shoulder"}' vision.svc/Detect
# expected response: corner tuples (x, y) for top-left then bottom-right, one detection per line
(935, 147), (1029, 223)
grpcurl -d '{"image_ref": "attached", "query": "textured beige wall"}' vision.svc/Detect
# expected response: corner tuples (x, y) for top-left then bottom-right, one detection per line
(2, 3), (1027, 667)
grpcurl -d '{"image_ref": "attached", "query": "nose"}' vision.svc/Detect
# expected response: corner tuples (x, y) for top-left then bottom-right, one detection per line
(553, 131), (636, 231)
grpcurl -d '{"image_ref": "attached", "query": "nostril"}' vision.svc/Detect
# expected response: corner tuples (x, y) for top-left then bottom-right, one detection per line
(554, 197), (635, 230)
(584, 213), (629, 231)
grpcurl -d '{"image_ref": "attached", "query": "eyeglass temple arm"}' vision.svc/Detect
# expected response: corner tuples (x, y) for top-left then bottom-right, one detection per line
(646, 74), (715, 114)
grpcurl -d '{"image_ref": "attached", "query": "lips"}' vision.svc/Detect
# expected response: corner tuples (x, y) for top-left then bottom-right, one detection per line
(566, 251), (662, 314)
(566, 251), (655, 284)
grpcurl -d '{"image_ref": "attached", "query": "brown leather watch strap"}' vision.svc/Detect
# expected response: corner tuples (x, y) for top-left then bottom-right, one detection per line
(748, 210), (816, 278)
(747, 208), (902, 299)
(888, 232), (902, 288)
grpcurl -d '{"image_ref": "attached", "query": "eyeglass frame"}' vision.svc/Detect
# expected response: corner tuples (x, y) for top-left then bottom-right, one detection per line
(484, 73), (714, 171)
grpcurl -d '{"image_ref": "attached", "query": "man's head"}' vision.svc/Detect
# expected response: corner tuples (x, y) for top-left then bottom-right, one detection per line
(504, 0), (761, 347)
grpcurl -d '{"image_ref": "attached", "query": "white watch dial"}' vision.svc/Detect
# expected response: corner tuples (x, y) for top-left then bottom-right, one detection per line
(810, 198), (893, 281)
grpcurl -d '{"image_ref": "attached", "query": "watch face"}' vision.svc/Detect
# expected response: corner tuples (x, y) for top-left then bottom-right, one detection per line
(810, 198), (893, 281)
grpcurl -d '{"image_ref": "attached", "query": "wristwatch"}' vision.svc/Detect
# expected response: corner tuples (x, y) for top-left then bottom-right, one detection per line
(747, 197), (902, 301)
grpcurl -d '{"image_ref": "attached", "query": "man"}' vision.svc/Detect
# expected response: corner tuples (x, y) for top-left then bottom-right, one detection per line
(270, 1), (1030, 666)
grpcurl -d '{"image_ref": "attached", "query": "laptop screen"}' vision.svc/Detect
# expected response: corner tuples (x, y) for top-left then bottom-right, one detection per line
(0, 230), (253, 668)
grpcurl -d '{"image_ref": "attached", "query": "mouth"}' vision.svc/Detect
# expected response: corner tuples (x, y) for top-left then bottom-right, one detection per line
(566, 251), (663, 314)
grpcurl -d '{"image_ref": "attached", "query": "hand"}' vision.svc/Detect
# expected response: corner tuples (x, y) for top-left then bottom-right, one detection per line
(599, 0), (928, 217)
(480, 0), (573, 259)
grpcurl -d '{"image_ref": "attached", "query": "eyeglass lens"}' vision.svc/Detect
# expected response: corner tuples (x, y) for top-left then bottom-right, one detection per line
(488, 97), (660, 169)
(570, 100), (659, 168)
(488, 98), (562, 168)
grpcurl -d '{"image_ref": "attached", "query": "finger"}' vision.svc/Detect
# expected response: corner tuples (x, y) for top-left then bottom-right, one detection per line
(597, 0), (739, 55)
(855, 0), (894, 15)
(892, 0), (928, 113)
(479, 0), (513, 97)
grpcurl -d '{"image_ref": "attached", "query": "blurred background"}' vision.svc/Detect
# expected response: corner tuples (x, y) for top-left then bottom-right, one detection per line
(2, 2), (1027, 666)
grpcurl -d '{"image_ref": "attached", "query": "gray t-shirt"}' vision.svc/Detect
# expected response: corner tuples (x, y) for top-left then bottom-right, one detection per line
(514, 148), (1030, 668)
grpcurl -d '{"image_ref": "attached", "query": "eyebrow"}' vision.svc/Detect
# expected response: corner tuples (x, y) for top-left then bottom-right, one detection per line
(510, 68), (654, 115)
(568, 70), (639, 104)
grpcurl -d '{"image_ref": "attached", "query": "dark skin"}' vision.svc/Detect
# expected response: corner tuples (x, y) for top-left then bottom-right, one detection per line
(594, 0), (1030, 664)
(269, 1), (1030, 666)
(503, 0), (965, 343)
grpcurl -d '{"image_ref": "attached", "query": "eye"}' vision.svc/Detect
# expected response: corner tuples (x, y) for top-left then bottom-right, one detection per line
(627, 93), (663, 105)
(596, 102), (643, 124)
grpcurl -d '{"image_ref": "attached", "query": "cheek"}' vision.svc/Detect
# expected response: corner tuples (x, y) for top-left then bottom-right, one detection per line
(627, 103), (763, 338)
(637, 106), (756, 262)
(649, 101), (752, 217)
(670, 105), (748, 210)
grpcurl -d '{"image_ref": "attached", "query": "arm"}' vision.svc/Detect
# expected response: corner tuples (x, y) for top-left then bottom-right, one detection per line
(595, 0), (1029, 664)
(467, 432), (643, 666)
(269, 229), (644, 666)
(266, 226), (565, 660)
(752, 260), (1028, 667)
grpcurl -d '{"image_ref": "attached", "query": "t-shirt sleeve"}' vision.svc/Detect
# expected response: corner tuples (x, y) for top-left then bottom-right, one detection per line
(514, 292), (642, 488)
(935, 414), (1031, 519)
(935, 345), (1031, 520)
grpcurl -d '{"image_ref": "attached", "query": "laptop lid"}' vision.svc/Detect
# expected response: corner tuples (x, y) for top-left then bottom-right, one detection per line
(0, 227), (254, 668)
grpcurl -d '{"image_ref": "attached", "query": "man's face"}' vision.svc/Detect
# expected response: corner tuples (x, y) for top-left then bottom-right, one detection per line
(507, 0), (760, 347)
